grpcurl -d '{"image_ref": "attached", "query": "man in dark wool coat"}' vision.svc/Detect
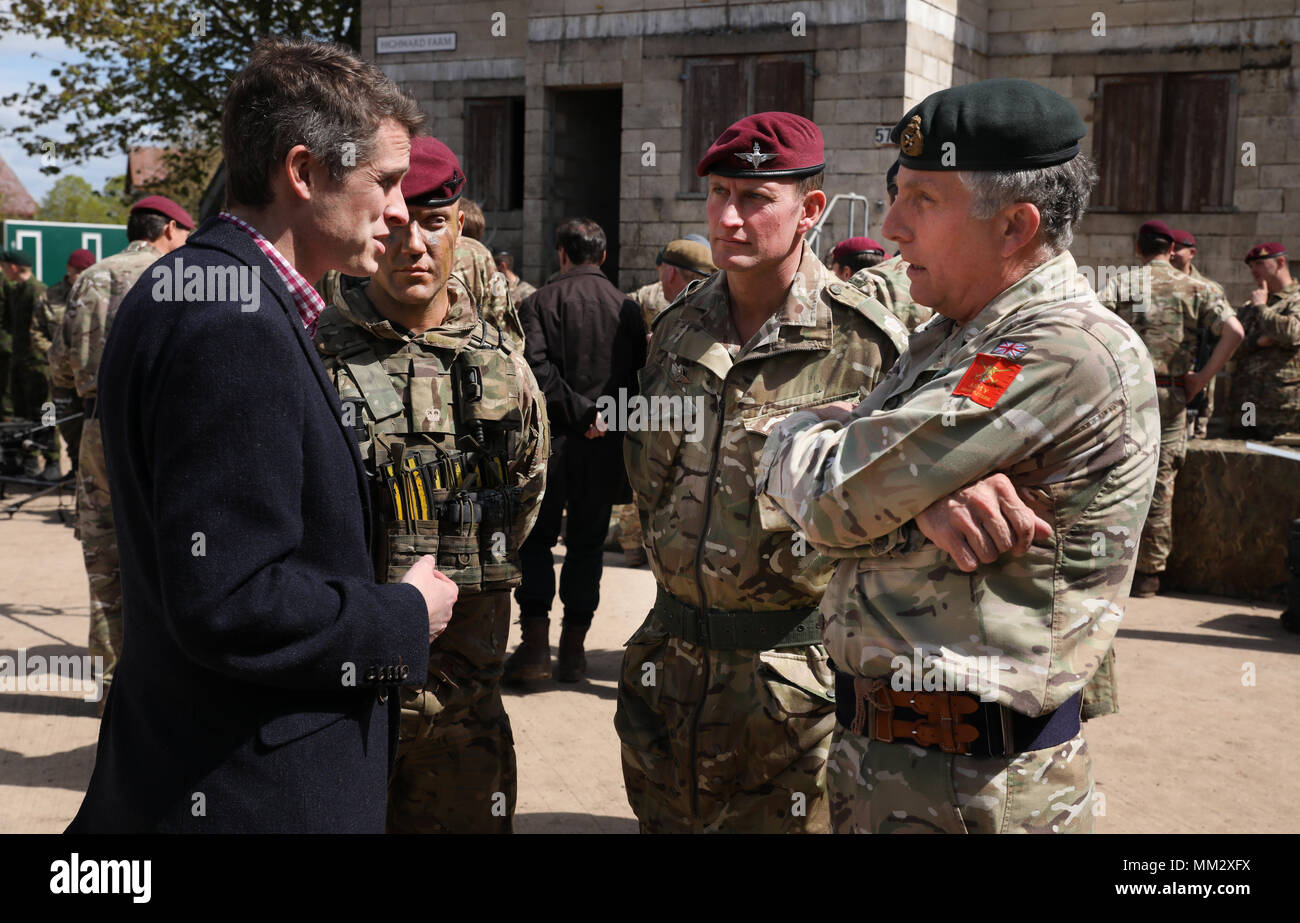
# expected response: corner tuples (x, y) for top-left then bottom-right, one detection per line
(67, 37), (459, 833)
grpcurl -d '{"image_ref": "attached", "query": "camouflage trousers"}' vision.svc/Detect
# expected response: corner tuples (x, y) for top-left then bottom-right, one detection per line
(611, 503), (643, 554)
(614, 607), (834, 833)
(1136, 395), (1186, 575)
(388, 590), (517, 834)
(77, 419), (122, 687)
(827, 727), (1095, 834)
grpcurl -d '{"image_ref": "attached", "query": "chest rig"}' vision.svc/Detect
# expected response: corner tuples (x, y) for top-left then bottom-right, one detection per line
(318, 292), (526, 592)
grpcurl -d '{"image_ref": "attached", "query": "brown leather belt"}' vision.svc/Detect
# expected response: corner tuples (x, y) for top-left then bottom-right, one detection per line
(833, 670), (1082, 758)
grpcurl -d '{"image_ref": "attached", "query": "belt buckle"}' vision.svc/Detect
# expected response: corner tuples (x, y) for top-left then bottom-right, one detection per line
(905, 692), (980, 755)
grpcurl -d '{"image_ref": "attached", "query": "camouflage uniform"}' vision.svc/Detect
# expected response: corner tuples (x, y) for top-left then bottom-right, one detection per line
(1188, 265), (1231, 437)
(508, 276), (536, 304)
(1101, 258), (1232, 575)
(64, 240), (163, 687)
(1231, 280), (1300, 439)
(616, 240), (908, 833)
(628, 280), (671, 331)
(849, 254), (934, 332)
(6, 275), (55, 466)
(759, 252), (1160, 833)
(448, 235), (525, 349)
(315, 279), (548, 834)
(33, 275), (82, 468)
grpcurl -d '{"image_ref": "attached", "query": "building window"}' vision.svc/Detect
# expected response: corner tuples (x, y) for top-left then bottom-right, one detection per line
(680, 55), (813, 195)
(1093, 72), (1237, 213)
(464, 97), (525, 211)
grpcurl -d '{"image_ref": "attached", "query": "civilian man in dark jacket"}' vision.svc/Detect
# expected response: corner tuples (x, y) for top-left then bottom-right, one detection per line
(506, 218), (647, 684)
(66, 37), (458, 834)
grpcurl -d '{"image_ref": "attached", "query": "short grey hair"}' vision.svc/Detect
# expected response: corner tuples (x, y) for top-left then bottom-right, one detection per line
(959, 153), (1097, 254)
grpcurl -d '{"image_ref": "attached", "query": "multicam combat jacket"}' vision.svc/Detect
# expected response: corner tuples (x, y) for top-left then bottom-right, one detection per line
(759, 252), (1160, 718)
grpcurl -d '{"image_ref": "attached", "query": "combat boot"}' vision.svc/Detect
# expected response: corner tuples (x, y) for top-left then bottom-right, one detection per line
(1131, 573), (1160, 598)
(503, 617), (551, 685)
(556, 621), (590, 683)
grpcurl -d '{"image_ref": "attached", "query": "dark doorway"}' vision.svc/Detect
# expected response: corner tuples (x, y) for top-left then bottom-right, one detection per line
(547, 88), (622, 285)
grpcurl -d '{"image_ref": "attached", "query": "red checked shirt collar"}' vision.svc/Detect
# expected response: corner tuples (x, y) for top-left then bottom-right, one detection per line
(218, 211), (326, 336)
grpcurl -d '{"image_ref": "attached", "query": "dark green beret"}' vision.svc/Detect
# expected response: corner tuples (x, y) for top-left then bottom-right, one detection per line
(890, 78), (1085, 172)
(5, 249), (33, 268)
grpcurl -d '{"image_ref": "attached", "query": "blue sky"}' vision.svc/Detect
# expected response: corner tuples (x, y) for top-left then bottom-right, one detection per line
(0, 31), (123, 208)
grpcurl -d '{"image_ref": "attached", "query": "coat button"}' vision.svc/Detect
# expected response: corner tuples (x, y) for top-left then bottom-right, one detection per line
(400, 665), (411, 679)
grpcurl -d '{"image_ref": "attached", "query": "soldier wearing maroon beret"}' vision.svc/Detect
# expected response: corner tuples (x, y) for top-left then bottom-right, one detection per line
(614, 111), (913, 833)
(1233, 240), (1300, 440)
(314, 134), (549, 833)
(828, 236), (888, 281)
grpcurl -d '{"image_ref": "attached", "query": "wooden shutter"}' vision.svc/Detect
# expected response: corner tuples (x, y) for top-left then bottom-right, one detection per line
(1159, 72), (1236, 212)
(681, 61), (745, 193)
(464, 98), (521, 211)
(753, 60), (809, 116)
(1093, 75), (1163, 212)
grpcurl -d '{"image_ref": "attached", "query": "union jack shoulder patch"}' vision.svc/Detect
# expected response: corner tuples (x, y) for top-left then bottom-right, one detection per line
(991, 341), (1029, 360)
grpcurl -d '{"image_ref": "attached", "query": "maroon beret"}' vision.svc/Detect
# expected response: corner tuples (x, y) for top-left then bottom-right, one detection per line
(1138, 219), (1175, 242)
(1245, 242), (1286, 264)
(696, 111), (825, 179)
(131, 195), (193, 230)
(402, 136), (466, 207)
(832, 237), (886, 264)
(1171, 229), (1196, 248)
(67, 249), (97, 271)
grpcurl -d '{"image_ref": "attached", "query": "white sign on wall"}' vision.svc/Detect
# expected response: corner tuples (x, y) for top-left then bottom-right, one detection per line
(376, 33), (457, 54)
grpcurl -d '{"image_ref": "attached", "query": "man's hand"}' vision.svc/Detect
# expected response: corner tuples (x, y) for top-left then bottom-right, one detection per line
(1183, 368), (1207, 402)
(1250, 287), (1268, 307)
(915, 473), (1052, 573)
(585, 412), (608, 439)
(401, 555), (459, 642)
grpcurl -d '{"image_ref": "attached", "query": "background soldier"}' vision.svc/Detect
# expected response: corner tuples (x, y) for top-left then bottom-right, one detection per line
(1170, 229), (1232, 438)
(1102, 220), (1242, 597)
(316, 137), (548, 834)
(615, 112), (909, 833)
(449, 236), (524, 347)
(32, 248), (97, 479)
(1232, 242), (1300, 440)
(827, 236), (886, 281)
(2, 248), (51, 474)
(459, 198), (486, 241)
(63, 195), (191, 711)
(507, 218), (646, 686)
(760, 78), (1160, 834)
(493, 250), (536, 304)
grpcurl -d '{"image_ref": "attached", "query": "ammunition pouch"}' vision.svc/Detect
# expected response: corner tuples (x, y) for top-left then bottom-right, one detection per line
(381, 484), (524, 592)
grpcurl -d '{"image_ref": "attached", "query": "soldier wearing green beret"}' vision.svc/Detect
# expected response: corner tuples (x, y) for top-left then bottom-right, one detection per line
(2, 248), (51, 473)
(760, 78), (1162, 834)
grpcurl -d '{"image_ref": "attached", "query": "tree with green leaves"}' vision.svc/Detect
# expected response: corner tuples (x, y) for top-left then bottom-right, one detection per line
(1, 1), (360, 195)
(38, 174), (130, 223)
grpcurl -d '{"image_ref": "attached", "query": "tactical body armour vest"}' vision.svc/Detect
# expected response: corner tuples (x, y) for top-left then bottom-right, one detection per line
(317, 288), (528, 593)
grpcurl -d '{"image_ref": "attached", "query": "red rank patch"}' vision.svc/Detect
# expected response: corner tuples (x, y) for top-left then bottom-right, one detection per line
(952, 354), (1023, 408)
